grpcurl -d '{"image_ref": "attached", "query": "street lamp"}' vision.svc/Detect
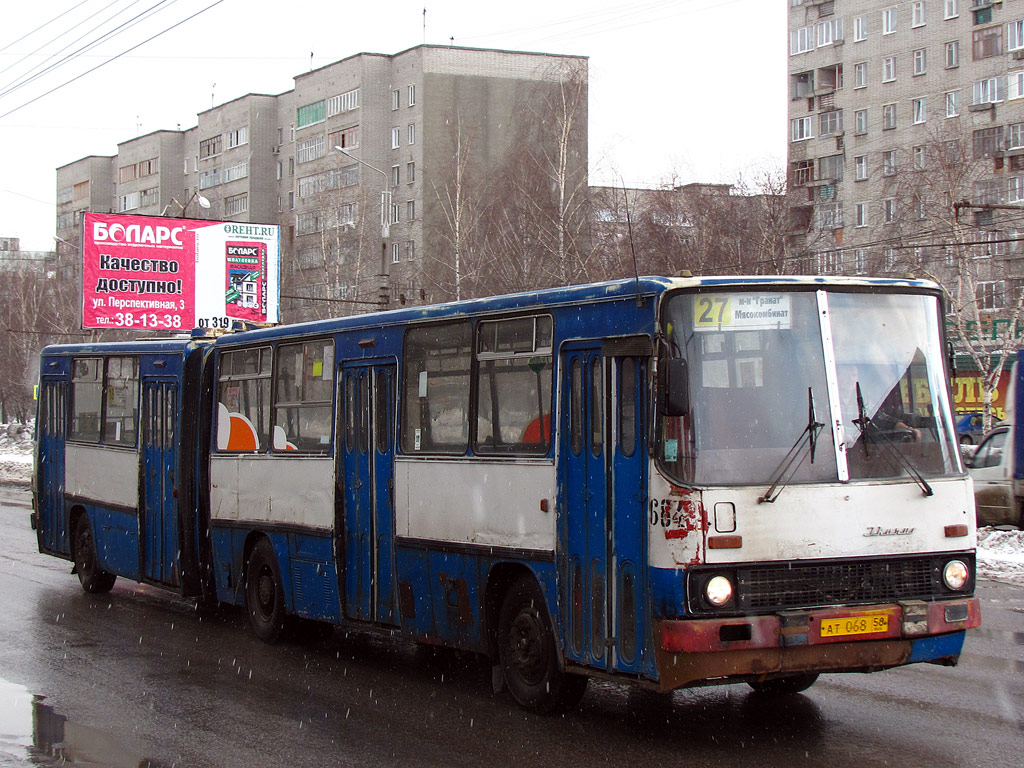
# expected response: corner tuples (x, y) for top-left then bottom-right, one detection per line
(161, 190), (211, 217)
(336, 146), (391, 307)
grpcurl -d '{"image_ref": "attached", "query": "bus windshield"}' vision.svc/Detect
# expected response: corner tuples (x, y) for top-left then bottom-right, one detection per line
(658, 289), (961, 487)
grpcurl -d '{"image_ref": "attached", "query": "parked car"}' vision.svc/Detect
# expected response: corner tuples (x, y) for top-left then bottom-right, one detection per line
(966, 425), (1023, 527)
(956, 412), (984, 444)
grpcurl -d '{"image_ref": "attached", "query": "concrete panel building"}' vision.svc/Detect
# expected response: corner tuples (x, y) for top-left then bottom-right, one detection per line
(56, 45), (587, 324)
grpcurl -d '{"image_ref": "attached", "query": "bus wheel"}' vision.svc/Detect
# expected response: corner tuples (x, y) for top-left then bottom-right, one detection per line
(73, 515), (116, 593)
(245, 538), (286, 644)
(498, 576), (588, 714)
(747, 673), (819, 695)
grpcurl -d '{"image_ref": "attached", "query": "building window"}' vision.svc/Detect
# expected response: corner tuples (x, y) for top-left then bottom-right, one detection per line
(407, 161), (415, 182)
(854, 249), (867, 273)
(883, 199), (896, 223)
(119, 191), (139, 211)
(73, 181), (89, 200)
(392, 242), (400, 263)
(944, 0), (958, 20)
(199, 135), (222, 158)
(816, 202), (842, 230)
(974, 179), (1003, 205)
(329, 125), (359, 151)
(882, 103), (897, 130)
(945, 40), (959, 68)
(973, 126), (1004, 158)
(883, 7), (897, 35)
(791, 26), (814, 54)
(791, 159), (814, 185)
(391, 203), (400, 223)
(118, 164), (136, 183)
(140, 187), (159, 207)
(327, 88), (359, 116)
(225, 193), (248, 216)
(791, 116), (814, 141)
(296, 100), (326, 129)
(406, 241), (415, 260)
(1009, 176), (1024, 203)
(854, 109), (868, 135)
(408, 123), (415, 145)
(391, 127), (400, 149)
(973, 76), (1003, 104)
(392, 89), (401, 110)
(408, 84), (416, 106)
(883, 150), (897, 176)
(337, 203), (358, 226)
(973, 26), (1002, 59)
(913, 48), (927, 75)
(976, 281), (1005, 310)
(138, 158), (157, 176)
(882, 56), (897, 82)
(296, 211), (323, 236)
(855, 203), (868, 227)
(224, 160), (248, 183)
(854, 62), (868, 88)
(817, 250), (841, 274)
(818, 18), (843, 46)
(297, 173), (326, 198)
(330, 164), (359, 188)
(1010, 20), (1024, 51)
(913, 97), (927, 124)
(855, 155), (868, 180)
(913, 145), (927, 170)
(227, 126), (249, 149)
(912, 1), (926, 27)
(819, 154), (844, 181)
(853, 15), (867, 41)
(946, 90), (960, 116)
(406, 200), (415, 220)
(199, 168), (221, 189)
(392, 165), (401, 186)
(884, 248), (898, 271)
(296, 134), (326, 164)
(1009, 122), (1024, 149)
(57, 186), (72, 204)
(819, 110), (842, 136)
(1009, 70), (1024, 100)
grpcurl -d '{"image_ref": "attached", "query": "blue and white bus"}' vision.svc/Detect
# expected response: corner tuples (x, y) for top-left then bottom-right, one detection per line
(33, 276), (980, 713)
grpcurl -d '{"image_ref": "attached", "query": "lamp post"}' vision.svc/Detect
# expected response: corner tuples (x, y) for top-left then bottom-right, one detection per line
(335, 146), (391, 308)
(161, 190), (211, 217)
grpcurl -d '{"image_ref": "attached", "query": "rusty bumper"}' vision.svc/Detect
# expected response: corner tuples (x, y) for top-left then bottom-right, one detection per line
(655, 597), (981, 692)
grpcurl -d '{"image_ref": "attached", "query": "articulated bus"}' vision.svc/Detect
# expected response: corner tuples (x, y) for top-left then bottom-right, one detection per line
(32, 276), (981, 713)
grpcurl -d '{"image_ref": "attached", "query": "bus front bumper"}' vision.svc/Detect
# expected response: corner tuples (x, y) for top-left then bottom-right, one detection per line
(654, 597), (980, 692)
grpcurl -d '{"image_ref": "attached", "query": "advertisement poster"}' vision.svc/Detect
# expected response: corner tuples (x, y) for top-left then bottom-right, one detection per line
(82, 212), (279, 331)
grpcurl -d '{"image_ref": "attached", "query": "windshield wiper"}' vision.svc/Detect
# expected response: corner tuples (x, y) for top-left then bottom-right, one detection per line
(759, 388), (824, 504)
(851, 381), (933, 497)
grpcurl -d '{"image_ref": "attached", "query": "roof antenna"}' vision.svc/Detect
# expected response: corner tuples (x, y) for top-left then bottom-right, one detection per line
(423, 7), (427, 44)
(619, 178), (644, 307)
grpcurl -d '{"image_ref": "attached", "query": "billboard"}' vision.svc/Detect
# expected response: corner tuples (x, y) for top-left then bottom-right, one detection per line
(82, 212), (280, 331)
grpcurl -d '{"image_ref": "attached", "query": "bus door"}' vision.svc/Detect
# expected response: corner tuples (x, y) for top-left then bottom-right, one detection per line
(338, 362), (398, 625)
(141, 379), (179, 586)
(37, 378), (67, 555)
(560, 344), (648, 675)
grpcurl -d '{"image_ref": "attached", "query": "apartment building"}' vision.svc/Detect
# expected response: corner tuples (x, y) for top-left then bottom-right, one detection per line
(56, 45), (587, 323)
(787, 0), (1024, 313)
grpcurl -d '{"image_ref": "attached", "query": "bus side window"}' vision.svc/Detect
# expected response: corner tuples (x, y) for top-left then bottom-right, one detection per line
(400, 321), (472, 454)
(216, 347), (272, 452)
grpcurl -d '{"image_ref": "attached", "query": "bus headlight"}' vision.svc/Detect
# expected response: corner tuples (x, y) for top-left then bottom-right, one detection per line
(942, 559), (969, 591)
(705, 575), (734, 607)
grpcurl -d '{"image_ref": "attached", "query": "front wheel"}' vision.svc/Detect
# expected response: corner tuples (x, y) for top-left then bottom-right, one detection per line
(498, 576), (588, 714)
(73, 514), (116, 593)
(245, 538), (286, 644)
(747, 673), (819, 695)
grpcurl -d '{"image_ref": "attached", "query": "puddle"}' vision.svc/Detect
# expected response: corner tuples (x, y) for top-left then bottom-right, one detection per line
(0, 677), (171, 768)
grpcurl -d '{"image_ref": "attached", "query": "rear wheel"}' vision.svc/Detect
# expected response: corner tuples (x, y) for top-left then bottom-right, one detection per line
(245, 538), (286, 644)
(747, 673), (819, 695)
(498, 576), (588, 714)
(73, 514), (116, 593)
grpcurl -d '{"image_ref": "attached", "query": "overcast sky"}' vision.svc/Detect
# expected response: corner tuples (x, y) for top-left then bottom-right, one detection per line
(0, 0), (785, 251)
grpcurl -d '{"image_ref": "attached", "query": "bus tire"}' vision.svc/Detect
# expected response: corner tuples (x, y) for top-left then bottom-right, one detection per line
(498, 575), (588, 714)
(73, 514), (116, 594)
(245, 538), (286, 644)
(747, 673), (819, 695)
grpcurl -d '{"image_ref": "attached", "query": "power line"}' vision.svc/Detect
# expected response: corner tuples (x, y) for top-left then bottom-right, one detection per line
(0, 0), (93, 55)
(0, 0), (225, 120)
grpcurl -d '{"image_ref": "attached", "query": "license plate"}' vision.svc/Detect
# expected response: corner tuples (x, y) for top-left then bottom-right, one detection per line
(819, 613), (889, 638)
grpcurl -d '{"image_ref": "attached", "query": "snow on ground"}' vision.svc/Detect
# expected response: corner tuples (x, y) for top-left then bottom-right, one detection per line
(0, 422), (1021, 585)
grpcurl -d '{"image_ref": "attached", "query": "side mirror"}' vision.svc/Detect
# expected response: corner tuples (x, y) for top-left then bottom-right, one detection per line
(662, 358), (690, 417)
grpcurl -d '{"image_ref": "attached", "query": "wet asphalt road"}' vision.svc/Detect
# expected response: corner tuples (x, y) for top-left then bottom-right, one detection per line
(0, 485), (1021, 768)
